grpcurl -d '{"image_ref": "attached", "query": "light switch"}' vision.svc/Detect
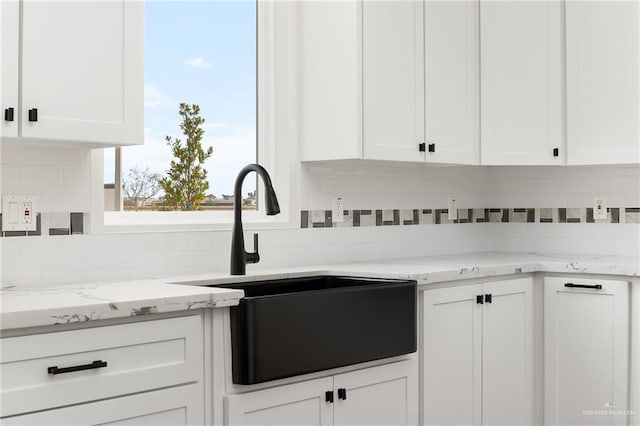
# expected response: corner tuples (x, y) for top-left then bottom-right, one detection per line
(2, 195), (37, 231)
(8, 202), (18, 223)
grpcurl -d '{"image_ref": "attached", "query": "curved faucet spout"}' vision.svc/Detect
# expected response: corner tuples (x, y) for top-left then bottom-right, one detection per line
(230, 164), (280, 275)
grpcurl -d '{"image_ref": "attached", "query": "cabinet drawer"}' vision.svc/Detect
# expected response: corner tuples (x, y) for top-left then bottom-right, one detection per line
(1, 315), (203, 417)
(1, 383), (203, 426)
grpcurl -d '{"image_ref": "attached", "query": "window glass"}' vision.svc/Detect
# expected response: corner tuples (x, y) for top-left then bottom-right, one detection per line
(104, 0), (257, 211)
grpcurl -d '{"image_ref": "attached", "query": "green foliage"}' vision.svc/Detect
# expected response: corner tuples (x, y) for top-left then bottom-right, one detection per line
(160, 103), (213, 210)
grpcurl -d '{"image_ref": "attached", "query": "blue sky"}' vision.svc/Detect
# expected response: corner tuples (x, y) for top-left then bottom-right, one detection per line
(106, 0), (257, 197)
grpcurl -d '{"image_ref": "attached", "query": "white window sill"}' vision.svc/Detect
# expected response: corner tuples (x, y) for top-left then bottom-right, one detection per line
(102, 210), (294, 233)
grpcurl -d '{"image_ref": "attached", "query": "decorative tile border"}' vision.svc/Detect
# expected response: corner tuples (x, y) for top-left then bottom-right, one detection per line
(301, 207), (640, 228)
(0, 212), (85, 237)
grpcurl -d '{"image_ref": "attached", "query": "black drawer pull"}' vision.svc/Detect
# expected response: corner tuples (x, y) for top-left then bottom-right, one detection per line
(48, 360), (107, 375)
(418, 142), (426, 152)
(564, 283), (602, 290)
(28, 108), (38, 122)
(325, 390), (334, 403)
(4, 107), (14, 122)
(337, 388), (347, 400)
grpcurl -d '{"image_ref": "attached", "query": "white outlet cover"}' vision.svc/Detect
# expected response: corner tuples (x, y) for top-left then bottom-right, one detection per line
(447, 198), (458, 221)
(332, 196), (344, 223)
(593, 196), (608, 220)
(2, 195), (37, 231)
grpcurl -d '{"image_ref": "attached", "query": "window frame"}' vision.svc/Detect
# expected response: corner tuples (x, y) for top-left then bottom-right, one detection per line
(90, 0), (298, 234)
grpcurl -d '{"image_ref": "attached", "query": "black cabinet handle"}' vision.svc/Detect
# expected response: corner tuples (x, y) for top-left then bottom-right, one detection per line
(337, 388), (347, 400)
(428, 143), (435, 153)
(325, 391), (334, 403)
(484, 294), (492, 304)
(476, 295), (484, 304)
(553, 147), (559, 157)
(4, 107), (14, 122)
(28, 108), (38, 122)
(564, 283), (602, 290)
(48, 360), (107, 375)
(418, 142), (426, 152)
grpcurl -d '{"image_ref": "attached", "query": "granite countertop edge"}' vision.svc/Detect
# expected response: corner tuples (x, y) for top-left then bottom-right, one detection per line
(1, 252), (638, 332)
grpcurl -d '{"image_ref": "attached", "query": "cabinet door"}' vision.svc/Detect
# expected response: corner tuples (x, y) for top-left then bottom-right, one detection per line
(1, 0), (19, 138)
(482, 278), (534, 426)
(363, 0), (425, 162)
(425, 0), (479, 165)
(225, 377), (333, 426)
(544, 277), (630, 426)
(1, 384), (204, 426)
(566, 1), (640, 165)
(423, 285), (483, 426)
(480, 1), (563, 165)
(333, 360), (418, 426)
(20, 0), (143, 145)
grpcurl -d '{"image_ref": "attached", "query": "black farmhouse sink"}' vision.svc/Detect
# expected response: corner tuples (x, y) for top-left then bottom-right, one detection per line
(213, 276), (417, 385)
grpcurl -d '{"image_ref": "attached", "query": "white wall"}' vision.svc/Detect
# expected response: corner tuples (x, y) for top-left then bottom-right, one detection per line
(1, 144), (638, 287)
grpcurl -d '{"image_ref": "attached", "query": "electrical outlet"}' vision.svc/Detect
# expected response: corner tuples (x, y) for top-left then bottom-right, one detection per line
(2, 195), (37, 231)
(332, 196), (344, 223)
(593, 196), (607, 220)
(448, 197), (458, 221)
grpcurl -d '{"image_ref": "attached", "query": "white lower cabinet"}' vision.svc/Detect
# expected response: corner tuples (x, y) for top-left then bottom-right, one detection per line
(544, 277), (630, 426)
(225, 360), (418, 426)
(1, 383), (203, 426)
(0, 315), (205, 424)
(422, 278), (534, 426)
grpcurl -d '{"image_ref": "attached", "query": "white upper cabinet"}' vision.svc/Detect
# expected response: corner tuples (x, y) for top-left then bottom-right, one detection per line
(362, 0), (424, 162)
(480, 1), (563, 165)
(2, 0), (143, 147)
(300, 0), (479, 165)
(424, 0), (479, 165)
(1, 0), (19, 138)
(566, 1), (640, 165)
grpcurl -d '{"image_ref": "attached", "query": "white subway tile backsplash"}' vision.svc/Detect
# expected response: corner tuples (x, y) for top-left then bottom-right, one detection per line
(2, 144), (639, 287)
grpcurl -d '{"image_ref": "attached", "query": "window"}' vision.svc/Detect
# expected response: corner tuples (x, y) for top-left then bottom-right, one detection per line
(104, 0), (257, 213)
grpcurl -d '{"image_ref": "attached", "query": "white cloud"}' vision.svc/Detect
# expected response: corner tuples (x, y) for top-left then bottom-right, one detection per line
(185, 57), (214, 69)
(144, 85), (172, 109)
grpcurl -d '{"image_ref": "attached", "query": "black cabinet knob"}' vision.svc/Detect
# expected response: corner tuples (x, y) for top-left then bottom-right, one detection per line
(418, 142), (426, 152)
(4, 107), (14, 122)
(28, 108), (38, 122)
(484, 294), (492, 304)
(553, 147), (559, 157)
(337, 388), (347, 400)
(428, 143), (435, 153)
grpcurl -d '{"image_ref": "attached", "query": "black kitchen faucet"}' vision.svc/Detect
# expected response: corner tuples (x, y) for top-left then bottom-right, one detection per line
(230, 164), (280, 275)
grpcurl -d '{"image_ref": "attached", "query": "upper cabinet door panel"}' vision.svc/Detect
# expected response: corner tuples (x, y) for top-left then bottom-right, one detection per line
(480, 1), (563, 165)
(425, 0), (479, 165)
(363, 0), (425, 162)
(1, 0), (19, 138)
(20, 0), (143, 145)
(566, 1), (640, 165)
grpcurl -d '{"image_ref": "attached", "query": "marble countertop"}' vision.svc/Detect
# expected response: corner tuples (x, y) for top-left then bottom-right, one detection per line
(2, 252), (638, 332)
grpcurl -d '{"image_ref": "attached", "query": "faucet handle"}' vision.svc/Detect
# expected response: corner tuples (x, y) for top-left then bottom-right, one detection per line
(246, 233), (260, 264)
